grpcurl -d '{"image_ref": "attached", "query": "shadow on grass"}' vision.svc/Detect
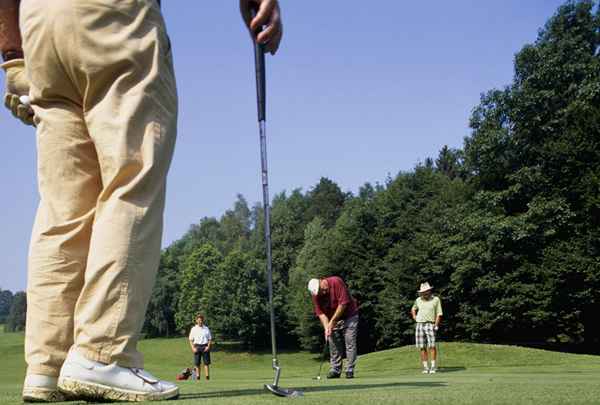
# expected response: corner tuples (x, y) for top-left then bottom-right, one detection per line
(438, 367), (466, 373)
(179, 381), (447, 400)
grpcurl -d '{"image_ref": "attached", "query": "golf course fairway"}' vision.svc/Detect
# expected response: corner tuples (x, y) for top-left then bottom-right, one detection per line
(1, 329), (599, 404)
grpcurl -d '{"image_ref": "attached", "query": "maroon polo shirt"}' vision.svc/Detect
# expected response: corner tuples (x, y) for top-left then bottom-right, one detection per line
(312, 276), (359, 320)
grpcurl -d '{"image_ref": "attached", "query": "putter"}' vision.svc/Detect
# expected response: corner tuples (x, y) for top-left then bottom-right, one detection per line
(251, 9), (302, 399)
(312, 341), (329, 381)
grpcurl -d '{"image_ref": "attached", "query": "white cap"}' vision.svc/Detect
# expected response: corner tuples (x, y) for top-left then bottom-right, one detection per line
(308, 279), (320, 296)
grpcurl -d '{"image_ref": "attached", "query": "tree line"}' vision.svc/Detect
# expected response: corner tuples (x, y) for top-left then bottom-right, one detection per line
(0, 288), (27, 332)
(143, 1), (599, 354)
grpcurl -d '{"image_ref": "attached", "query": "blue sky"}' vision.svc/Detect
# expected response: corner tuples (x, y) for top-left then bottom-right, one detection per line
(0, 0), (566, 292)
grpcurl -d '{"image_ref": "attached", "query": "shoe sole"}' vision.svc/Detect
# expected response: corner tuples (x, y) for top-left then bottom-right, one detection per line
(58, 377), (179, 402)
(22, 387), (66, 403)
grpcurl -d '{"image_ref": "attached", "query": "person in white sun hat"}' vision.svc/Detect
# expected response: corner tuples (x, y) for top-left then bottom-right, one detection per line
(411, 282), (443, 374)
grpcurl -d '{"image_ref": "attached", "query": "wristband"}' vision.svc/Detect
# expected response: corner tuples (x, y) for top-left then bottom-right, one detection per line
(1, 49), (24, 62)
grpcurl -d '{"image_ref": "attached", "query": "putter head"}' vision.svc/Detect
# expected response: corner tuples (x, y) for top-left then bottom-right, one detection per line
(264, 384), (304, 398)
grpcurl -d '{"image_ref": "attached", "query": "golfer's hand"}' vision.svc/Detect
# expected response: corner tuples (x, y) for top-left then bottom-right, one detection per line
(203, 347), (209, 353)
(434, 325), (439, 332)
(1, 59), (35, 126)
(240, 0), (283, 55)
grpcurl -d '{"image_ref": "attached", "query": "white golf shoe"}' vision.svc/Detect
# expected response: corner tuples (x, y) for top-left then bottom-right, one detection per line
(22, 374), (66, 403)
(58, 349), (179, 402)
(421, 368), (429, 374)
(429, 368), (437, 374)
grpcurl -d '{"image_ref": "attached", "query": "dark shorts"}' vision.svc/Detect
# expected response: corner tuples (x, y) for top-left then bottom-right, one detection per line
(193, 344), (211, 366)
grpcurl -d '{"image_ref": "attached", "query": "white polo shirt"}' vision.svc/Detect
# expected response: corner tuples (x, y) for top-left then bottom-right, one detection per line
(189, 325), (212, 345)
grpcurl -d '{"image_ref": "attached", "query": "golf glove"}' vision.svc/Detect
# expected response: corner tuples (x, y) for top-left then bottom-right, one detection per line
(1, 58), (35, 126)
(434, 325), (439, 332)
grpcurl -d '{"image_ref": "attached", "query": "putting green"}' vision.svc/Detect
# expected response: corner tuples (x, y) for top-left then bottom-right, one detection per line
(1, 329), (599, 404)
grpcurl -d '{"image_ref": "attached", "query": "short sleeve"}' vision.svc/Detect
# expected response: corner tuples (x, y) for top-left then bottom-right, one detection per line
(412, 299), (419, 311)
(188, 327), (194, 340)
(206, 328), (212, 340)
(333, 277), (351, 306)
(312, 294), (324, 316)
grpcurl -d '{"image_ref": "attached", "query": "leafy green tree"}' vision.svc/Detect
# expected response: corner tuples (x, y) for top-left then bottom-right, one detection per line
(288, 217), (331, 350)
(144, 265), (179, 337)
(456, 0), (600, 346)
(5, 291), (26, 332)
(306, 177), (348, 228)
(219, 194), (252, 253)
(271, 189), (310, 285)
(325, 189), (383, 353)
(435, 145), (465, 180)
(0, 289), (14, 324)
(375, 166), (468, 348)
(202, 250), (268, 348)
(175, 244), (223, 332)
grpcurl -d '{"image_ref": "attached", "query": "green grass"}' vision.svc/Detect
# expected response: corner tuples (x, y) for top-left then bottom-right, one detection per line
(2, 327), (600, 404)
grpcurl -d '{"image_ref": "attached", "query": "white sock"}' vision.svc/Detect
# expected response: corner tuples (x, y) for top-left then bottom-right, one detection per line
(431, 360), (436, 369)
(422, 361), (429, 369)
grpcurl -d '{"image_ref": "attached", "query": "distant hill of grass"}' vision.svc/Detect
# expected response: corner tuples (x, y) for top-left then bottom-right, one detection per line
(2, 331), (600, 404)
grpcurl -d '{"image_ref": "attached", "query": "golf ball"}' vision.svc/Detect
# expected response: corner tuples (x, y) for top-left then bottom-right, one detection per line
(317, 376), (321, 380)
(19, 95), (31, 106)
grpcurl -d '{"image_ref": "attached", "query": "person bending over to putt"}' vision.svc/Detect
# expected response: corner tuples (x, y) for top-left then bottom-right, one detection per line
(189, 314), (213, 381)
(411, 282), (443, 374)
(0, 0), (282, 402)
(308, 276), (359, 379)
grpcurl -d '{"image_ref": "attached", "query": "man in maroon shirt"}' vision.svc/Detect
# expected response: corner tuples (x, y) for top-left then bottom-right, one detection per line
(308, 276), (359, 378)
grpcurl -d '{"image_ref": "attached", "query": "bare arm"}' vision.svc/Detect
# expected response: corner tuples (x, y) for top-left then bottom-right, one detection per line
(434, 298), (443, 329)
(318, 314), (329, 330)
(329, 304), (347, 326)
(189, 339), (196, 352)
(0, 0), (23, 61)
(318, 313), (333, 339)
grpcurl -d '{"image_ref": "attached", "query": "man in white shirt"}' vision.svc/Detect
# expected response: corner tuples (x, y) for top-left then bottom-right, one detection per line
(188, 315), (213, 380)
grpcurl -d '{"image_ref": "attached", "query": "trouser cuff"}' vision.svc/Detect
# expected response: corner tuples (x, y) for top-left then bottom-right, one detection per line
(74, 347), (143, 369)
(26, 364), (61, 378)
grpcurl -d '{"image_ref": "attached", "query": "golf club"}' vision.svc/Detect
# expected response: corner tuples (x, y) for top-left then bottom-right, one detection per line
(312, 340), (329, 381)
(251, 8), (303, 399)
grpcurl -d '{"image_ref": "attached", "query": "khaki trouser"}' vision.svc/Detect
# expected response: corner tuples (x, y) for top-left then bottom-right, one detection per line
(19, 0), (177, 376)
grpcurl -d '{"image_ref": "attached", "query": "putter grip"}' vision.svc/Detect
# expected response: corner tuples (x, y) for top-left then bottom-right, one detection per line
(251, 8), (266, 122)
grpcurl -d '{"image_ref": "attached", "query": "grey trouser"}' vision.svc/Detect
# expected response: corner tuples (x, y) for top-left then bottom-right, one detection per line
(328, 314), (359, 373)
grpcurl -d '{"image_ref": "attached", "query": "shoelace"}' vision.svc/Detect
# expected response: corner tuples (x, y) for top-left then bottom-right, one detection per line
(130, 368), (159, 385)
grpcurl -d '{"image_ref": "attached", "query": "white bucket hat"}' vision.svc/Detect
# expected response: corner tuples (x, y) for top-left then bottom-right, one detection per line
(418, 282), (433, 293)
(308, 278), (320, 296)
